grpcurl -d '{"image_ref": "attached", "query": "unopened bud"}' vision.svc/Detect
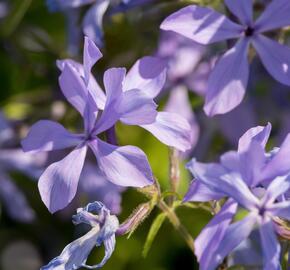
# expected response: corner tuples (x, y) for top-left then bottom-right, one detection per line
(116, 202), (152, 236)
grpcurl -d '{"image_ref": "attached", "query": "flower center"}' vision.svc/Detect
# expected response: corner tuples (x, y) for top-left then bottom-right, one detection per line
(244, 26), (255, 37)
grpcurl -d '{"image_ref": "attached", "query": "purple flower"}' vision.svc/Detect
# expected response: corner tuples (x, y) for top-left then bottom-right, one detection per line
(22, 37), (191, 213)
(185, 123), (290, 269)
(41, 201), (119, 270)
(0, 113), (46, 223)
(46, 0), (154, 51)
(161, 0), (290, 116)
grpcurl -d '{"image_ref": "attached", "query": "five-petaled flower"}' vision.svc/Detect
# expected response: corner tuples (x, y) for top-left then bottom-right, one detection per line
(161, 0), (290, 116)
(22, 37), (192, 213)
(185, 123), (290, 270)
(41, 201), (119, 270)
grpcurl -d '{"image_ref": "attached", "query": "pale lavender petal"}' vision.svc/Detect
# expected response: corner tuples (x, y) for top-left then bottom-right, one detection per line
(260, 133), (290, 181)
(269, 201), (290, 220)
(82, 0), (110, 47)
(239, 140), (266, 186)
(141, 112), (192, 152)
(253, 35), (290, 86)
(0, 173), (35, 223)
(160, 5), (243, 45)
(89, 139), (154, 187)
(83, 36), (103, 85)
(0, 149), (46, 179)
(255, 0), (290, 33)
(59, 63), (88, 116)
(123, 56), (167, 98)
(94, 68), (126, 134)
(238, 123), (272, 153)
(187, 159), (259, 210)
(57, 59), (106, 110)
(224, 0), (253, 25)
(195, 199), (238, 270)
(118, 89), (157, 125)
(41, 227), (100, 270)
(259, 220), (281, 270)
(220, 151), (240, 172)
(165, 85), (200, 149)
(38, 146), (87, 213)
(183, 180), (223, 202)
(204, 38), (250, 116)
(264, 175), (290, 203)
(22, 120), (82, 153)
(207, 214), (257, 270)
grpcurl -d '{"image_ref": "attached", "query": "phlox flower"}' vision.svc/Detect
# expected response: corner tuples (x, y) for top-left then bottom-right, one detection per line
(41, 201), (119, 270)
(161, 0), (290, 116)
(185, 123), (290, 269)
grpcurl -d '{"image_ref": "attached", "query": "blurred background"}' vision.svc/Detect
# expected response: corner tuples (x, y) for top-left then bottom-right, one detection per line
(0, 0), (289, 269)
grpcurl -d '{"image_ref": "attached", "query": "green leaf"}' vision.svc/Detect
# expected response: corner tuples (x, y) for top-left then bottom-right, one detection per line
(1, 0), (32, 37)
(142, 213), (167, 258)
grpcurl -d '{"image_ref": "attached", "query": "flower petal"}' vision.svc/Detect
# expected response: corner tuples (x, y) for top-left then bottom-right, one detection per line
(204, 38), (250, 116)
(238, 140), (266, 186)
(224, 0), (253, 25)
(183, 180), (223, 202)
(94, 68), (126, 134)
(89, 139), (154, 187)
(21, 120), (82, 153)
(0, 173), (35, 223)
(265, 175), (290, 203)
(118, 89), (157, 125)
(255, 0), (290, 33)
(82, 0), (110, 47)
(57, 59), (106, 110)
(259, 220), (281, 270)
(160, 5), (243, 45)
(195, 199), (238, 270)
(187, 159), (259, 210)
(59, 63), (88, 116)
(260, 133), (290, 181)
(41, 227), (100, 270)
(83, 36), (103, 85)
(238, 123), (272, 153)
(123, 56), (167, 98)
(141, 112), (192, 152)
(269, 201), (290, 220)
(208, 214), (257, 270)
(38, 146), (87, 213)
(252, 35), (290, 86)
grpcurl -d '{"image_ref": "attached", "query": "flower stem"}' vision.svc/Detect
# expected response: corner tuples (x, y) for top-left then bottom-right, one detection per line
(158, 200), (195, 254)
(168, 148), (180, 206)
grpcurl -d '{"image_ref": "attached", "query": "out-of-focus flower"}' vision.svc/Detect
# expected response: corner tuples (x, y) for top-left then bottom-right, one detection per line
(0, 112), (46, 223)
(41, 201), (119, 270)
(46, 0), (155, 53)
(161, 0), (290, 116)
(79, 163), (125, 215)
(185, 123), (290, 269)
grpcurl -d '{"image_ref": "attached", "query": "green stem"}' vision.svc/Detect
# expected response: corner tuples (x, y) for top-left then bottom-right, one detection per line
(158, 200), (195, 254)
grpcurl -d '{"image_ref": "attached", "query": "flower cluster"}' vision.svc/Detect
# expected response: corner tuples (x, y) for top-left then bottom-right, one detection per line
(2, 0), (290, 269)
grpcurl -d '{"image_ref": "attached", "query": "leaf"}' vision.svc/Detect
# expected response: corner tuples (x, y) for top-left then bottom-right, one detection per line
(142, 213), (167, 258)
